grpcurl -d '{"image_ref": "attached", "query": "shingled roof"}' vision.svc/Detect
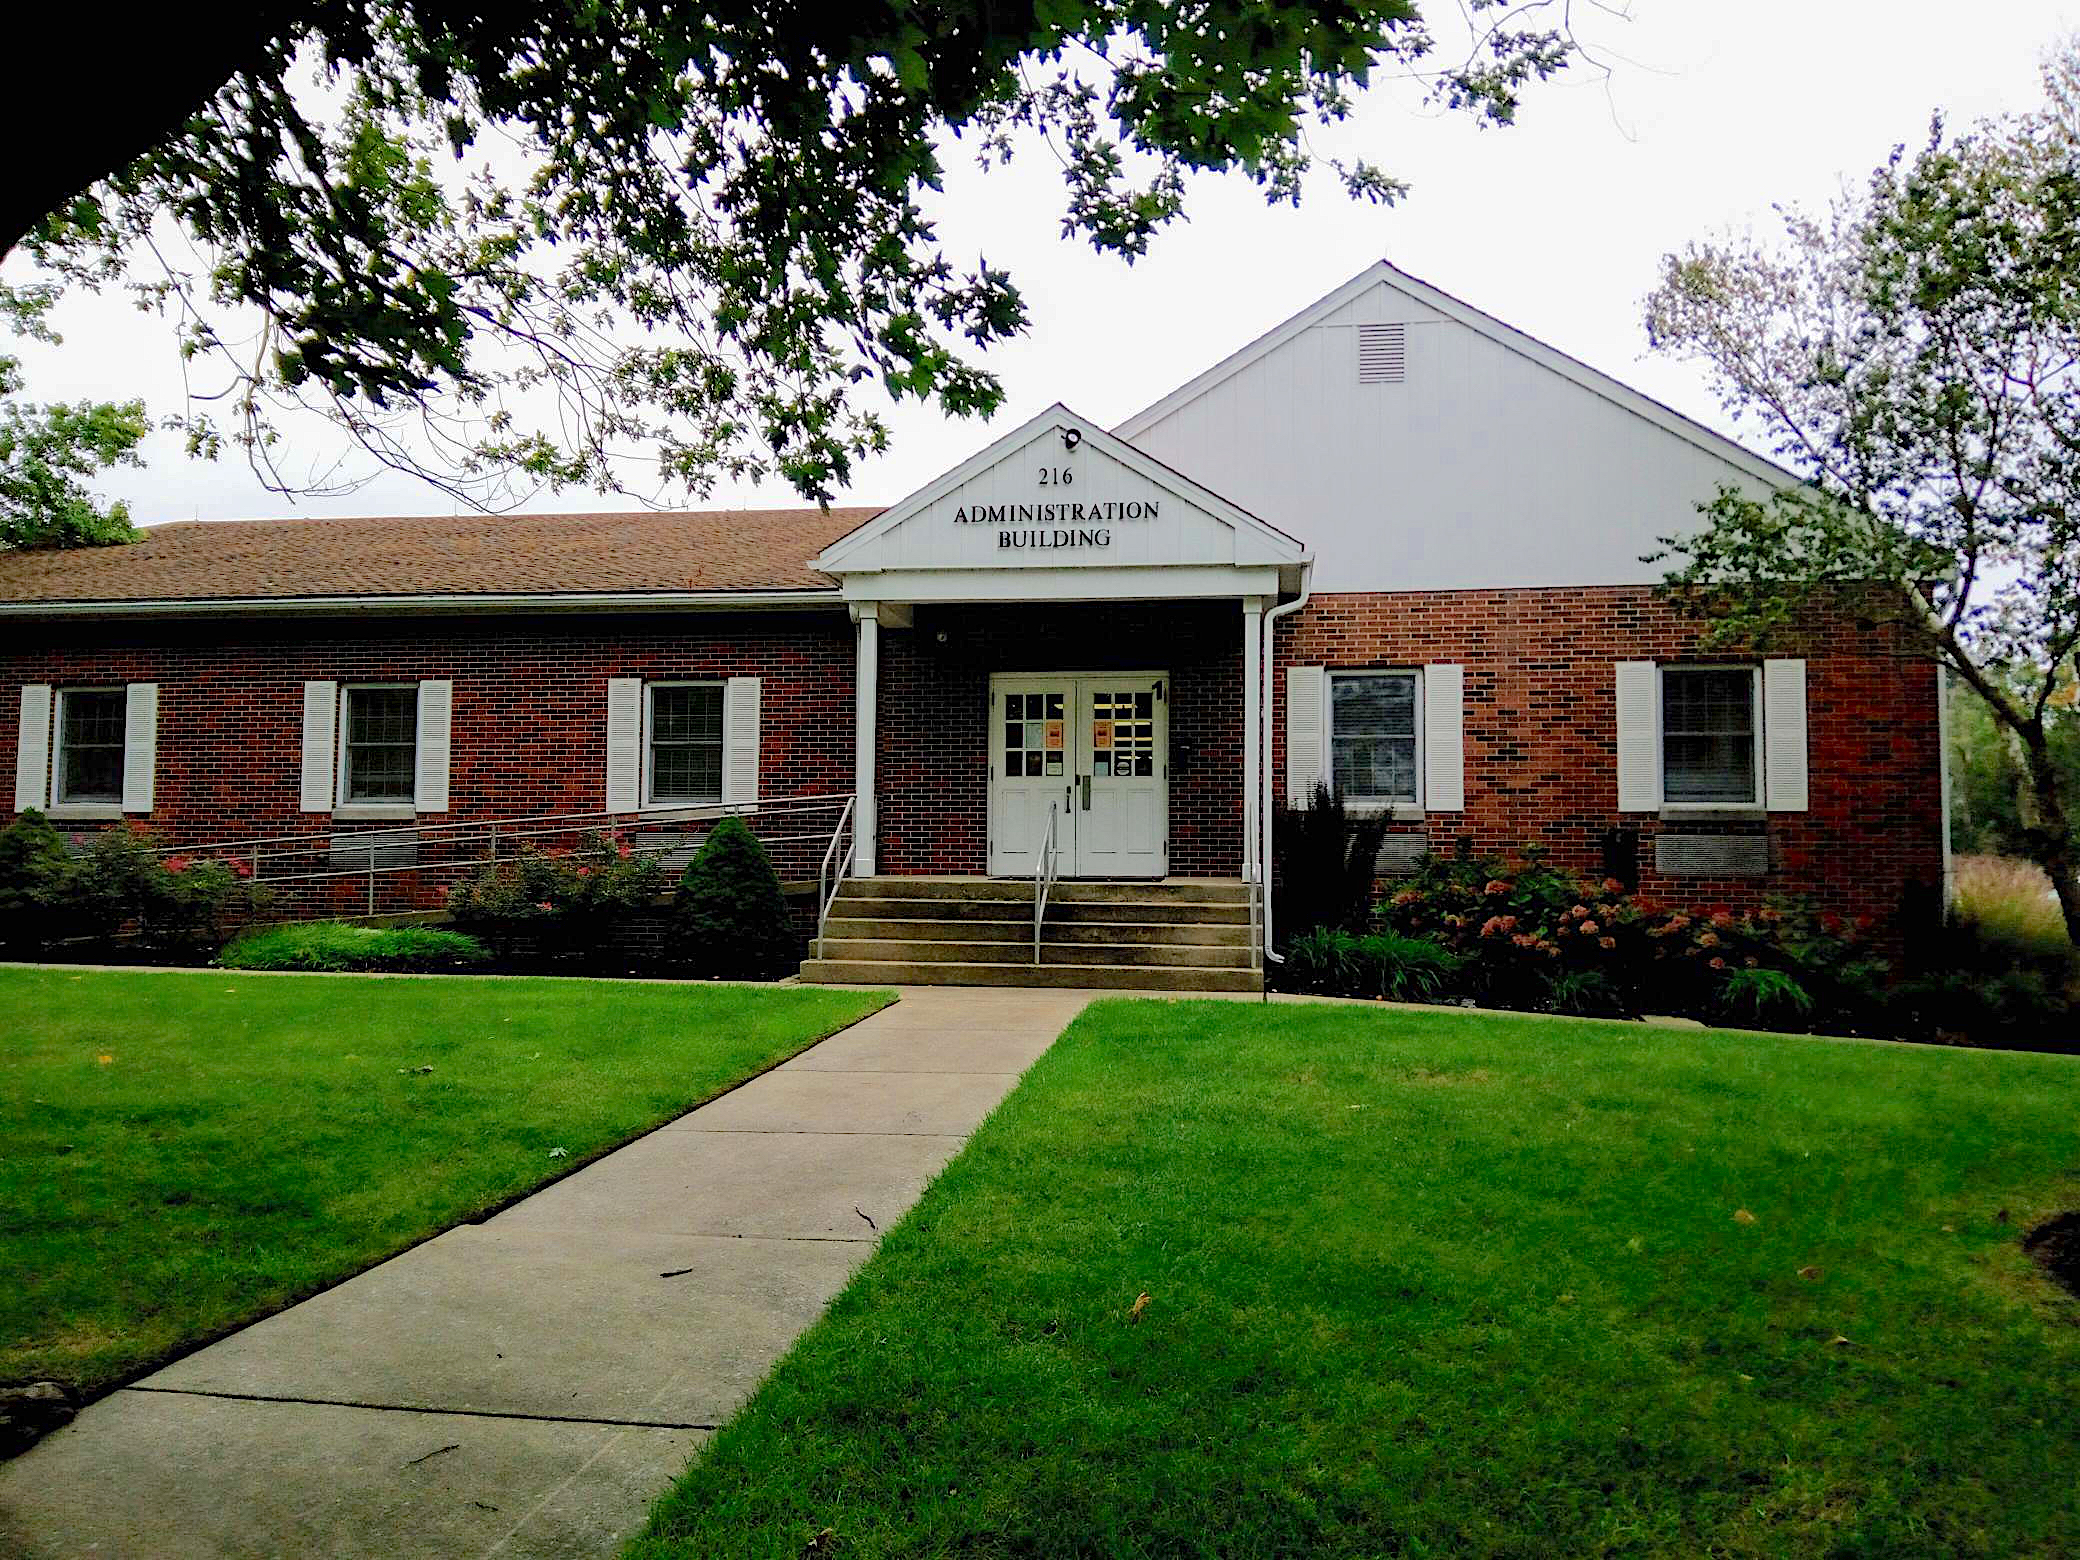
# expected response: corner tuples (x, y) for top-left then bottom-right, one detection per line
(0, 508), (881, 606)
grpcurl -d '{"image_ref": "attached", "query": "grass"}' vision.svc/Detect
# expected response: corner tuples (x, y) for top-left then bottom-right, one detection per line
(217, 920), (491, 972)
(637, 1000), (2080, 1559)
(0, 967), (888, 1394)
(1953, 854), (2074, 961)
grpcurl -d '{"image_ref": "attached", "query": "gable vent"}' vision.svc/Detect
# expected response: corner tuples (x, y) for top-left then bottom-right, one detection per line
(1357, 322), (1406, 384)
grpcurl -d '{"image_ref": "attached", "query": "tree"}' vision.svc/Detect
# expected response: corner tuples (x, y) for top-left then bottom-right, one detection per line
(676, 817), (796, 979)
(1949, 666), (2080, 860)
(1644, 45), (2080, 945)
(5, 2), (1588, 509)
(0, 286), (146, 550)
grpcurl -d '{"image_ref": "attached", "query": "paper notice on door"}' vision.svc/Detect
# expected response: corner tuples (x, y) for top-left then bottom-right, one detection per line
(1092, 720), (1113, 749)
(1044, 720), (1064, 750)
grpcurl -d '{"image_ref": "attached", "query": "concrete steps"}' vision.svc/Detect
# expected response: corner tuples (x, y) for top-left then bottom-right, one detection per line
(800, 876), (1262, 993)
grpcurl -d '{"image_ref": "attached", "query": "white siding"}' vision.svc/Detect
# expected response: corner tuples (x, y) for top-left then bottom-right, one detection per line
(1126, 277), (1776, 592)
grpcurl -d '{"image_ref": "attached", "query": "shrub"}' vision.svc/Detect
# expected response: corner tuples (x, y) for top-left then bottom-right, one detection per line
(0, 811), (82, 951)
(447, 831), (666, 961)
(1952, 854), (2074, 964)
(0, 817), (262, 954)
(1282, 927), (1465, 1003)
(1379, 845), (1883, 1027)
(1273, 783), (1389, 944)
(1715, 967), (1816, 1029)
(219, 922), (491, 972)
(675, 816), (796, 979)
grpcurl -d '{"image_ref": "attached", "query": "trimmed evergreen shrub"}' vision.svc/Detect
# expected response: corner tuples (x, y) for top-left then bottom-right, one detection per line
(675, 816), (796, 979)
(0, 811), (81, 952)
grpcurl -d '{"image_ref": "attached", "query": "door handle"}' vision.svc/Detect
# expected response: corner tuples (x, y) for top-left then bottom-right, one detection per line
(1080, 774), (1092, 810)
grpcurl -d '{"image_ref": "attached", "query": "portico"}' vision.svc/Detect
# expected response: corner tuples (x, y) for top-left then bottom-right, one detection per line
(811, 405), (1307, 884)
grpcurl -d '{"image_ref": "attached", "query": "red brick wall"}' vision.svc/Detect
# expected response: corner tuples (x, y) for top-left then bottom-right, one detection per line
(0, 587), (1944, 931)
(876, 601), (1245, 876)
(1275, 588), (1945, 930)
(0, 611), (856, 848)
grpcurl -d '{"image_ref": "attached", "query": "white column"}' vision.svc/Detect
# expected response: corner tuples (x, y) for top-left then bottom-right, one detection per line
(1241, 597), (1264, 883)
(853, 606), (879, 877)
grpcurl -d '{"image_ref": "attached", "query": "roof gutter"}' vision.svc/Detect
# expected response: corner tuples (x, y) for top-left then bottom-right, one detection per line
(0, 587), (845, 620)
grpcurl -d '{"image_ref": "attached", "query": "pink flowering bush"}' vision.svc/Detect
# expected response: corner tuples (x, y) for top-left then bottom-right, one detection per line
(1374, 844), (1885, 1025)
(0, 812), (265, 953)
(447, 830), (665, 961)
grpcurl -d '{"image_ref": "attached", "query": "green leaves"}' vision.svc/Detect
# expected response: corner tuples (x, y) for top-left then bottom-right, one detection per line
(1645, 53), (2080, 942)
(12, 1), (1581, 508)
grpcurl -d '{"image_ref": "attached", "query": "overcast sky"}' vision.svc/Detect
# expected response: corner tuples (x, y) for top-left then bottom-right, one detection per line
(10, 1), (2077, 523)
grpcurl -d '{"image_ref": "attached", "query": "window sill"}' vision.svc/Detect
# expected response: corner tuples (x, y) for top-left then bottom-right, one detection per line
(332, 804), (419, 822)
(1344, 801), (1425, 822)
(46, 803), (125, 821)
(1659, 803), (1766, 822)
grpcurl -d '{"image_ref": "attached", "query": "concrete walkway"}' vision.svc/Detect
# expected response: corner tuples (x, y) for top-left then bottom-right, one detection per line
(0, 986), (1100, 1560)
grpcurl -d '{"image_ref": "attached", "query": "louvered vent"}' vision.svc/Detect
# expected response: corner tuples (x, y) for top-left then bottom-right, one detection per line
(1357, 322), (1406, 384)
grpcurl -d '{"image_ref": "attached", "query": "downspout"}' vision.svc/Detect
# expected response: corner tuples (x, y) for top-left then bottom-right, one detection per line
(1260, 564), (1313, 968)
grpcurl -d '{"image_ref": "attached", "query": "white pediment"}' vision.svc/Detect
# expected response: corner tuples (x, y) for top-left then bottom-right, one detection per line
(815, 405), (1305, 593)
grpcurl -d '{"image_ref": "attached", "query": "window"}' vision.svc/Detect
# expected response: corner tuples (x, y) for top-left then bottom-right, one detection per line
(54, 689), (126, 805)
(339, 685), (418, 804)
(1330, 671), (1419, 804)
(1661, 667), (1759, 805)
(647, 683), (724, 803)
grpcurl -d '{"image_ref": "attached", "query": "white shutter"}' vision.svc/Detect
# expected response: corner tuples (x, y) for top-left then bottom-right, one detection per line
(605, 677), (642, 812)
(122, 683), (158, 814)
(1285, 665), (1325, 806)
(1615, 661), (1661, 812)
(414, 679), (453, 813)
(1422, 663), (1464, 812)
(300, 680), (338, 813)
(722, 676), (762, 805)
(1763, 658), (1809, 812)
(14, 684), (52, 813)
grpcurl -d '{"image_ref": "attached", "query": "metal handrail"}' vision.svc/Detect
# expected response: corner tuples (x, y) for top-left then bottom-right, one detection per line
(134, 792), (859, 923)
(151, 792), (855, 859)
(1032, 802), (1060, 966)
(815, 794), (858, 943)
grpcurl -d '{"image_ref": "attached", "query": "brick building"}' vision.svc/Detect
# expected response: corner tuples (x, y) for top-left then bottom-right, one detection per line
(0, 263), (1949, 979)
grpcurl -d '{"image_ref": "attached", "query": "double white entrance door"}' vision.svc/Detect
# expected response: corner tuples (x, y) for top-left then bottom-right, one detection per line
(988, 672), (1168, 879)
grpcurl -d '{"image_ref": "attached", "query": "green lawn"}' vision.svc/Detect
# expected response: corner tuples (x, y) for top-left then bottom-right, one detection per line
(0, 967), (887, 1394)
(637, 1000), (2080, 1559)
